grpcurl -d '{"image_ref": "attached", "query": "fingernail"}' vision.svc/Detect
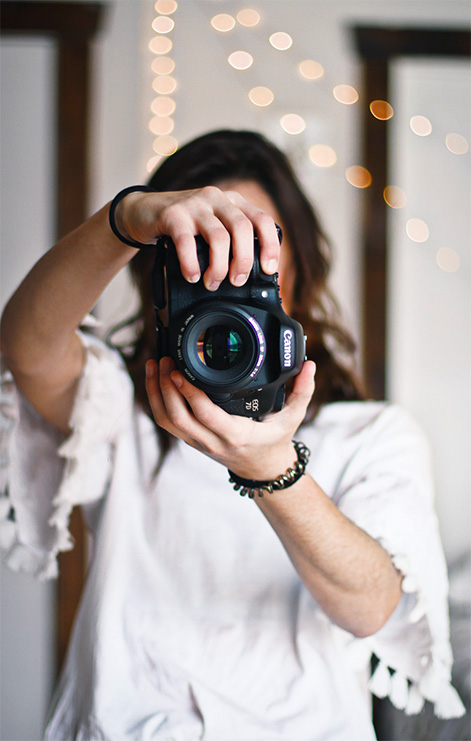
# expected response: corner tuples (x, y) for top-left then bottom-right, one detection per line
(187, 273), (200, 284)
(233, 273), (248, 286)
(264, 258), (277, 274)
(160, 357), (171, 373)
(206, 280), (221, 291)
(146, 362), (155, 378)
(171, 372), (182, 388)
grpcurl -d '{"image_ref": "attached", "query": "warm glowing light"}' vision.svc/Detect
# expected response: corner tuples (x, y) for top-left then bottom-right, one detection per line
(147, 154), (163, 172)
(280, 114), (305, 135)
(151, 96), (176, 116)
(309, 144), (337, 168)
(152, 16), (174, 33)
(333, 85), (359, 105)
(410, 115), (432, 136)
(155, 0), (177, 14)
(153, 135), (178, 156)
(345, 166), (372, 188)
(445, 133), (469, 155)
(152, 75), (177, 94)
(436, 247), (460, 272)
(237, 9), (260, 27)
(248, 86), (274, 106)
(370, 100), (394, 120)
(299, 59), (324, 80)
(383, 185), (406, 209)
(149, 116), (174, 135)
(151, 56), (175, 75)
(406, 218), (429, 243)
(228, 51), (253, 70)
(149, 36), (173, 54)
(211, 14), (236, 32)
(269, 32), (293, 50)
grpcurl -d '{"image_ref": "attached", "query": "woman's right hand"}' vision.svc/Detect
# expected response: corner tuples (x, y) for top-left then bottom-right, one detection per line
(117, 186), (281, 290)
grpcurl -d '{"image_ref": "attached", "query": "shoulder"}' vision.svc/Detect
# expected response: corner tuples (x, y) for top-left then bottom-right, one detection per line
(301, 401), (433, 499)
(305, 400), (429, 457)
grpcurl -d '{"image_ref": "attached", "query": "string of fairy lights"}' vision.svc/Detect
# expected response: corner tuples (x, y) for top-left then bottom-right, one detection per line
(147, 4), (469, 274)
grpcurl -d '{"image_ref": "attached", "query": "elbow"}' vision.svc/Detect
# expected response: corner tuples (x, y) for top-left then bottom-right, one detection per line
(348, 591), (403, 638)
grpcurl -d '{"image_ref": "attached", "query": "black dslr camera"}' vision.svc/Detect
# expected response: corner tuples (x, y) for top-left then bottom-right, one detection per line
(152, 229), (305, 419)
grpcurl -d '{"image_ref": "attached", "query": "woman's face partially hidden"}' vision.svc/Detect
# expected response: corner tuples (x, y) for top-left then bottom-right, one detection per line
(217, 179), (295, 315)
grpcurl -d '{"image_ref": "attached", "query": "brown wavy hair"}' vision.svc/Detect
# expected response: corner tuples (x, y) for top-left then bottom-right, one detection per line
(118, 130), (365, 462)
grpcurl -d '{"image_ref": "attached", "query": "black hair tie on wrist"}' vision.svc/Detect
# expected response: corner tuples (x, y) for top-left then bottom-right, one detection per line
(228, 440), (310, 499)
(108, 185), (158, 249)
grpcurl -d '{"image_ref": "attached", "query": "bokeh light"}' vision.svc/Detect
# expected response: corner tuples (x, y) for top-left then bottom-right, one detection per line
(345, 166), (372, 188)
(269, 32), (293, 50)
(211, 14), (235, 32)
(333, 84), (359, 105)
(309, 144), (337, 168)
(248, 86), (274, 107)
(147, 154), (163, 172)
(152, 76), (177, 94)
(299, 59), (324, 80)
(436, 247), (460, 272)
(152, 16), (174, 33)
(383, 185), (406, 208)
(410, 115), (432, 136)
(406, 218), (429, 242)
(236, 9), (260, 27)
(155, 0), (177, 14)
(445, 133), (469, 155)
(370, 100), (394, 120)
(228, 51), (253, 69)
(149, 36), (173, 54)
(151, 96), (176, 116)
(280, 113), (306, 135)
(149, 116), (174, 135)
(153, 135), (178, 156)
(151, 56), (175, 75)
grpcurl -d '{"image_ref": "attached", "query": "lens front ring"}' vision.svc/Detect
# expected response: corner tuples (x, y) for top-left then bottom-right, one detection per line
(176, 306), (266, 390)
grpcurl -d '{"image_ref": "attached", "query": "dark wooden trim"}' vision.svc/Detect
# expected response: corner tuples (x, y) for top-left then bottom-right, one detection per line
(1, 0), (104, 672)
(353, 25), (470, 400)
(1, 1), (102, 38)
(354, 26), (471, 59)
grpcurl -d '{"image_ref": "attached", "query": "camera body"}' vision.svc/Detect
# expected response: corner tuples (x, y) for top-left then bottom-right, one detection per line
(152, 231), (305, 418)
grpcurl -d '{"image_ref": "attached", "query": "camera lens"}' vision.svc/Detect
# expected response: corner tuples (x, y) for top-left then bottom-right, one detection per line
(197, 326), (243, 370)
(178, 305), (266, 391)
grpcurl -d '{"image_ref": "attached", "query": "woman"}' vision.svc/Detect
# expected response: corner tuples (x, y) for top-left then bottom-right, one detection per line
(1, 130), (463, 739)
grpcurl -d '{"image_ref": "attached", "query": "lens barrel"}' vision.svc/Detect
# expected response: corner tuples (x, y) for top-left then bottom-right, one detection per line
(178, 305), (266, 390)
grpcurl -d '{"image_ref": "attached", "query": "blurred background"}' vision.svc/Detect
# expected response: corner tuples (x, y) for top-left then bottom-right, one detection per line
(1, 1), (470, 739)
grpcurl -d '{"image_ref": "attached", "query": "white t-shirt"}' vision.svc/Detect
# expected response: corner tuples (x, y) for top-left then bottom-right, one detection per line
(0, 333), (464, 740)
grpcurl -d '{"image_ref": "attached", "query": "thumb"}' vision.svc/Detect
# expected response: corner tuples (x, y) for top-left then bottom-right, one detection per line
(283, 360), (316, 422)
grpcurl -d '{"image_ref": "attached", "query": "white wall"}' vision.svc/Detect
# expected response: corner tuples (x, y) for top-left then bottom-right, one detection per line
(1, 1), (469, 738)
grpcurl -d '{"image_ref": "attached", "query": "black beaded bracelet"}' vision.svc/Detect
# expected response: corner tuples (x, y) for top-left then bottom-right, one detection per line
(228, 440), (310, 499)
(108, 185), (158, 248)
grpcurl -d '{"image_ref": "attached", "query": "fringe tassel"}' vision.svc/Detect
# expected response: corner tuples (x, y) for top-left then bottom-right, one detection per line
(390, 672), (409, 710)
(433, 683), (466, 719)
(406, 684), (425, 715)
(368, 660), (391, 699)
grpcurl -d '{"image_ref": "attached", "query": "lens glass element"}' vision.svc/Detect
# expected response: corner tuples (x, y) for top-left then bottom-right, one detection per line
(197, 326), (243, 370)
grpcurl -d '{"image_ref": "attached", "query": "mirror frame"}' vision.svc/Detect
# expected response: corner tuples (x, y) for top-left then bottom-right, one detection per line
(352, 26), (470, 400)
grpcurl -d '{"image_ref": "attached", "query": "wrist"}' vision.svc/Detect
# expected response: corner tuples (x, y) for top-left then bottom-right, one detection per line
(228, 440), (310, 498)
(108, 185), (156, 249)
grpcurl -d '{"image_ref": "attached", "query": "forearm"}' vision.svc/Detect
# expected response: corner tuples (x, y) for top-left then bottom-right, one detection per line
(1, 204), (136, 375)
(255, 474), (403, 637)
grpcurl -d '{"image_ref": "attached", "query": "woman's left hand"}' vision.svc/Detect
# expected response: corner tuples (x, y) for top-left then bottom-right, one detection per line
(145, 357), (316, 480)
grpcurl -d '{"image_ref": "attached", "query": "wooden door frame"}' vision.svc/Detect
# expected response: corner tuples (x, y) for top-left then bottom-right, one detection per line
(352, 26), (470, 400)
(1, 0), (104, 671)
